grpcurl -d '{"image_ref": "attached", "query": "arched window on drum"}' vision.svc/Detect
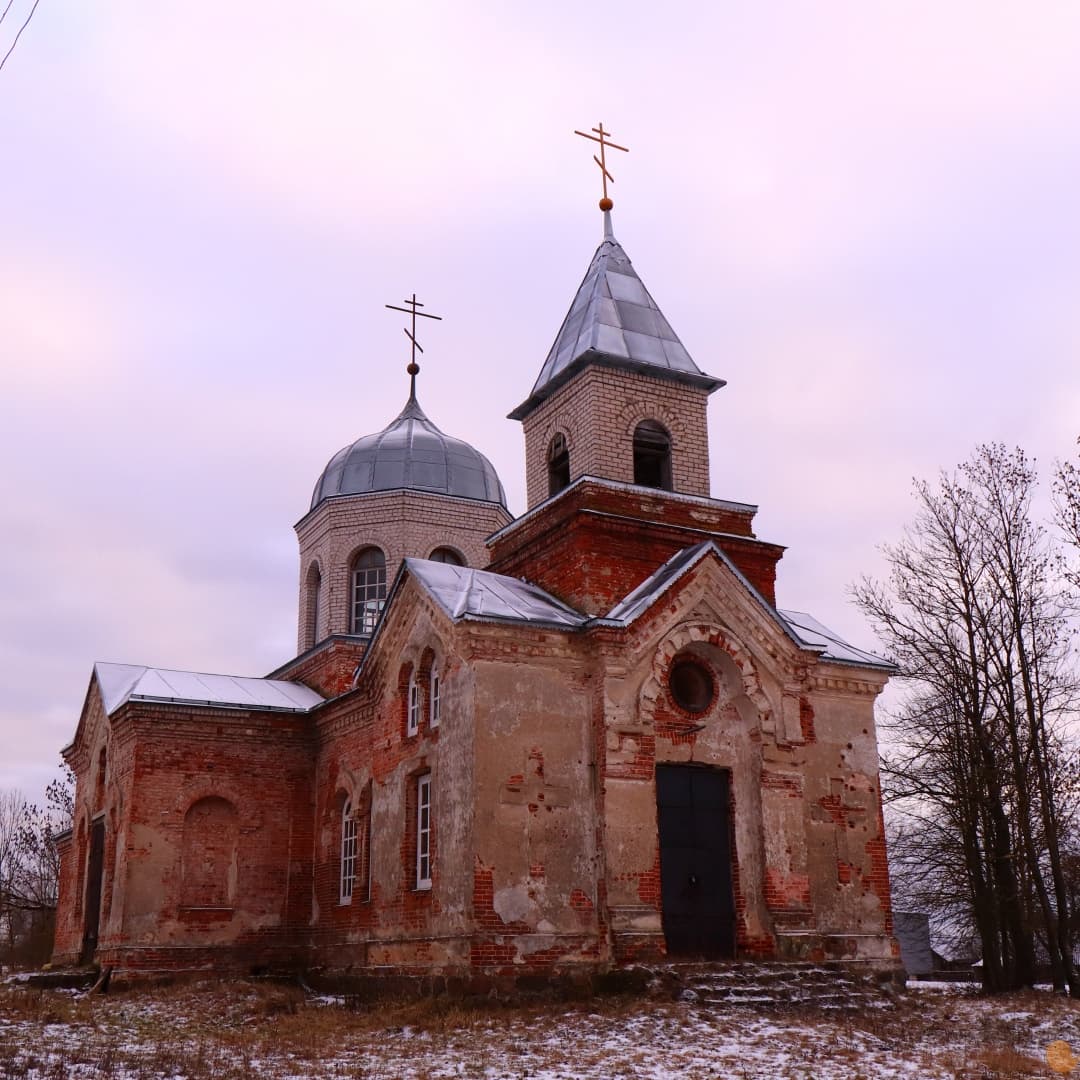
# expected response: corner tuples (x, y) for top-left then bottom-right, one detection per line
(349, 547), (387, 635)
(429, 546), (465, 566)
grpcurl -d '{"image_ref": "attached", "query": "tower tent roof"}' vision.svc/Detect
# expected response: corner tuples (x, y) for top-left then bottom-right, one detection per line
(509, 214), (725, 420)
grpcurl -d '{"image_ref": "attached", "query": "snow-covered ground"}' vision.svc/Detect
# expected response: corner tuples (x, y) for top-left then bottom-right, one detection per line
(1, 976), (1078, 1078)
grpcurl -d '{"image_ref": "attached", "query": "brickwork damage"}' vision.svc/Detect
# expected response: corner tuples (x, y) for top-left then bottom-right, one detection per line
(52, 218), (899, 987)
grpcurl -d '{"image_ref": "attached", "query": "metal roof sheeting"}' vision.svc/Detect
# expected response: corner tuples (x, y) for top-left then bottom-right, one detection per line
(510, 218), (724, 418)
(603, 542), (893, 670)
(604, 543), (712, 625)
(405, 549), (890, 672)
(405, 559), (588, 629)
(777, 610), (893, 670)
(311, 394), (507, 511)
(94, 662), (324, 715)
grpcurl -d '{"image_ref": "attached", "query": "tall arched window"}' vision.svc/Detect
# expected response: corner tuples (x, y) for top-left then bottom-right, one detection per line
(407, 672), (420, 736)
(633, 420), (673, 490)
(306, 563), (322, 648)
(340, 798), (357, 903)
(429, 547), (465, 566)
(416, 773), (432, 890)
(429, 662), (441, 729)
(548, 433), (570, 496)
(350, 547), (387, 635)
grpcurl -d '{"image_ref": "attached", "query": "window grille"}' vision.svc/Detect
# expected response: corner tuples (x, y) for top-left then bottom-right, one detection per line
(430, 666), (440, 729)
(340, 800), (357, 903)
(407, 675), (420, 736)
(416, 775), (432, 889)
(350, 548), (387, 635)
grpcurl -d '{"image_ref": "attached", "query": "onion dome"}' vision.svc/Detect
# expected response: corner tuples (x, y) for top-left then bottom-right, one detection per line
(311, 393), (507, 511)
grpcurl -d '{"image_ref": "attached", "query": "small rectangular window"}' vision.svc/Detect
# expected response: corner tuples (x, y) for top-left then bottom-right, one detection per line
(416, 774), (432, 890)
(407, 677), (420, 736)
(430, 669), (440, 729)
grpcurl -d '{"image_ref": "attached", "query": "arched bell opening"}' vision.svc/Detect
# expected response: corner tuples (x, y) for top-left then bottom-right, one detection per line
(547, 432), (571, 496)
(633, 420), (672, 491)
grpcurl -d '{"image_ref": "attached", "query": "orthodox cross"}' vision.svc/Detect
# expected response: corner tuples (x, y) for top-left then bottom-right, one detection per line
(573, 121), (629, 211)
(386, 293), (442, 395)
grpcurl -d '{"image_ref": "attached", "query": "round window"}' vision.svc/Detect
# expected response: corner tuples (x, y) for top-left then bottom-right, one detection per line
(669, 659), (714, 714)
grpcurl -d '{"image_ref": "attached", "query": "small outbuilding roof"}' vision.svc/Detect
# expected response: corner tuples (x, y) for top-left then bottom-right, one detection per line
(93, 662), (325, 715)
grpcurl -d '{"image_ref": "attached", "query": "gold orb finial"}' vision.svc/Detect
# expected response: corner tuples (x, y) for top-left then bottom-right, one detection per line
(407, 361), (420, 376)
(599, 197), (613, 211)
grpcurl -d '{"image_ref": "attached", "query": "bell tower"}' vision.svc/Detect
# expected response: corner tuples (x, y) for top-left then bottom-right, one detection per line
(492, 125), (782, 616)
(509, 125), (724, 508)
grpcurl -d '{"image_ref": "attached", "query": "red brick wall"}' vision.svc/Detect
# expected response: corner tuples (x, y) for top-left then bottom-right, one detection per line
(92, 702), (315, 972)
(488, 481), (784, 614)
(269, 636), (368, 698)
(306, 585), (470, 972)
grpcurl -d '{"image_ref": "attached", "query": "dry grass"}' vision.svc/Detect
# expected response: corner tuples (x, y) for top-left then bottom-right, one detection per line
(0, 978), (1077, 1079)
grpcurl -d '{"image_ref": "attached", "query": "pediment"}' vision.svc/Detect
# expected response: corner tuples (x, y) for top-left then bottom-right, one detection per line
(611, 544), (808, 679)
(64, 671), (111, 771)
(355, 571), (457, 693)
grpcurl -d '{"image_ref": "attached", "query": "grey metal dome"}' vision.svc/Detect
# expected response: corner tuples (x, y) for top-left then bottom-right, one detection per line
(311, 393), (507, 511)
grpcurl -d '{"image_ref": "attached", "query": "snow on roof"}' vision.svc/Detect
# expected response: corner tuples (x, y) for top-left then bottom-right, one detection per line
(603, 541), (893, 671)
(777, 610), (893, 670)
(405, 559), (588, 629)
(509, 222), (724, 419)
(604, 542), (715, 624)
(93, 662), (324, 715)
(391, 548), (893, 674)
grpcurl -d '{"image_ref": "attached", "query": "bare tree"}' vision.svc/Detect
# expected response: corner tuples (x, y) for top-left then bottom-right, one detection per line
(1054, 439), (1080, 589)
(855, 444), (1078, 994)
(0, 788), (25, 957)
(967, 446), (1077, 994)
(0, 768), (74, 966)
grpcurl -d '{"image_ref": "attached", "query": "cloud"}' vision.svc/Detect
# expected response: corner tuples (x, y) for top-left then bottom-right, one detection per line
(3, 2), (1080, 800)
(0, 263), (128, 392)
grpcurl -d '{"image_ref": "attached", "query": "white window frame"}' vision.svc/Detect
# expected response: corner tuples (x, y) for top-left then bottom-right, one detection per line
(429, 665), (440, 729)
(407, 675), (420, 736)
(416, 774), (432, 890)
(350, 549), (387, 636)
(340, 799), (357, 904)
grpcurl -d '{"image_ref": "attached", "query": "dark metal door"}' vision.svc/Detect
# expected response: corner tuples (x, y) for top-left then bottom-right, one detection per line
(655, 765), (735, 958)
(80, 819), (105, 964)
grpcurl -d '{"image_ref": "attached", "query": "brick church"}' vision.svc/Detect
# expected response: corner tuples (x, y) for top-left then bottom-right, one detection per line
(52, 196), (899, 984)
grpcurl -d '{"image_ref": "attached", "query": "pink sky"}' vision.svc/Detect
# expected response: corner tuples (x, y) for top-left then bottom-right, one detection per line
(2, 2), (1079, 800)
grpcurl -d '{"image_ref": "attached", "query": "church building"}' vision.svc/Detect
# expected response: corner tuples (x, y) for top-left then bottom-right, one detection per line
(52, 181), (899, 985)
